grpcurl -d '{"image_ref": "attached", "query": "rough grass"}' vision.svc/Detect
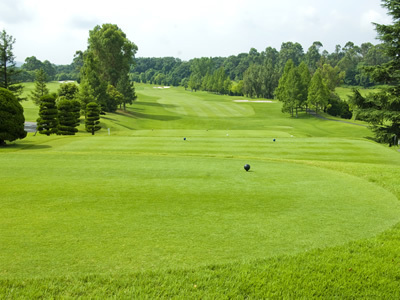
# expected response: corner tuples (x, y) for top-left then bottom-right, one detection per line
(1, 83), (400, 298)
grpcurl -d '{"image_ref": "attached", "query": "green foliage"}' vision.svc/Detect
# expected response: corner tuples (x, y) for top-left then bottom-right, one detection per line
(275, 60), (309, 116)
(0, 29), (24, 100)
(30, 68), (49, 105)
(327, 93), (352, 119)
(85, 102), (101, 135)
(106, 84), (123, 112)
(57, 99), (81, 135)
(0, 87), (26, 145)
(117, 73), (136, 110)
(80, 24), (137, 112)
(57, 82), (79, 100)
(348, 0), (400, 145)
(37, 94), (58, 136)
(308, 70), (330, 114)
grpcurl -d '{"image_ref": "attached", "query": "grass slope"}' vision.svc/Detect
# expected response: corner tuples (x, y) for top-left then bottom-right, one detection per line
(1, 84), (400, 298)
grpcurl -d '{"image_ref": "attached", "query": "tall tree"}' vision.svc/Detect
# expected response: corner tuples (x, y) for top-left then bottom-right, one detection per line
(275, 59), (295, 114)
(0, 30), (23, 100)
(307, 70), (329, 114)
(81, 24), (138, 112)
(278, 42), (304, 72)
(305, 41), (323, 73)
(0, 88), (26, 146)
(30, 68), (49, 105)
(37, 94), (58, 136)
(85, 102), (101, 135)
(349, 0), (400, 145)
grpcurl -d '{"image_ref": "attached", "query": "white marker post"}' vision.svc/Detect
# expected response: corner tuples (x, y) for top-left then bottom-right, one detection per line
(108, 128), (110, 136)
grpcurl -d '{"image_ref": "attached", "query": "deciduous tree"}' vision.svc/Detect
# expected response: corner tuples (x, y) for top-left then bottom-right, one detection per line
(81, 24), (137, 112)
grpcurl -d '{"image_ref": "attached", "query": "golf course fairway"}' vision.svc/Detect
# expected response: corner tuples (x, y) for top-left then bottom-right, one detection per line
(1, 84), (400, 297)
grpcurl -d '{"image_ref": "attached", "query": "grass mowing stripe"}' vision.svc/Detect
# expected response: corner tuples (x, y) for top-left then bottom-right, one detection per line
(2, 82), (399, 297)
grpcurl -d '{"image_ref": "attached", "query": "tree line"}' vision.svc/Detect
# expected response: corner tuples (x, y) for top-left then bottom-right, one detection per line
(0, 0), (399, 146)
(129, 41), (389, 93)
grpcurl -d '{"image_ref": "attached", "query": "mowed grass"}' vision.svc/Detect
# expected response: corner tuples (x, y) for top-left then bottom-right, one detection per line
(1, 84), (400, 298)
(21, 81), (63, 122)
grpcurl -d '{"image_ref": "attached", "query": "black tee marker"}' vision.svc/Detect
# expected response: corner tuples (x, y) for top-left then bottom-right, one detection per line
(244, 164), (250, 172)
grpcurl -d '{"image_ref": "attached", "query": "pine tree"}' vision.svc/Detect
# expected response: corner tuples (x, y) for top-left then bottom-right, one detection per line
(85, 102), (101, 135)
(0, 30), (24, 100)
(30, 68), (49, 105)
(57, 99), (81, 135)
(37, 94), (58, 136)
(349, 0), (400, 145)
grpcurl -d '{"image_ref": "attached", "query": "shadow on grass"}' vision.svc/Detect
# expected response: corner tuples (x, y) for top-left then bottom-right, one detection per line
(115, 110), (182, 122)
(135, 101), (177, 109)
(0, 143), (52, 151)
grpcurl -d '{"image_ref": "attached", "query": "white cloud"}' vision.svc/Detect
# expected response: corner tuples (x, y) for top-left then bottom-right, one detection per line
(0, 0), (394, 64)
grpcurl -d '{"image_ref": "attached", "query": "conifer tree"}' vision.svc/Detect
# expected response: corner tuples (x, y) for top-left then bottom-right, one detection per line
(85, 102), (101, 135)
(0, 30), (24, 100)
(37, 94), (58, 136)
(349, 0), (400, 145)
(307, 70), (329, 114)
(57, 98), (81, 135)
(30, 68), (49, 105)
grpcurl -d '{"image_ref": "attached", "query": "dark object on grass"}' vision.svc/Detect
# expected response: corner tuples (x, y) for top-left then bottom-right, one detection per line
(244, 164), (250, 171)
(273, 138), (276, 142)
(184, 137), (186, 140)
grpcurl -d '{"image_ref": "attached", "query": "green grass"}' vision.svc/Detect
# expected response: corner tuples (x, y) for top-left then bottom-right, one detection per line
(1, 83), (400, 298)
(21, 81), (70, 121)
(335, 86), (380, 102)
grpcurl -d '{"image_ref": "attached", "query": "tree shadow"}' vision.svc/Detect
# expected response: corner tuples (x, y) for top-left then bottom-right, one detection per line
(114, 110), (181, 121)
(135, 101), (177, 109)
(0, 143), (52, 151)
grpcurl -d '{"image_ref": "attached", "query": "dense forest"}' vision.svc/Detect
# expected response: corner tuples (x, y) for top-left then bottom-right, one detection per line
(17, 41), (389, 95)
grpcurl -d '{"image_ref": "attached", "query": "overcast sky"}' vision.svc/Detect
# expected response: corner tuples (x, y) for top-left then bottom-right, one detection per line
(0, 0), (393, 65)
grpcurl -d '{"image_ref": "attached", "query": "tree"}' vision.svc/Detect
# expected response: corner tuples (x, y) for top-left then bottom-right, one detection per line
(278, 42), (304, 72)
(117, 74), (137, 110)
(0, 30), (23, 100)
(0, 88), (26, 146)
(30, 69), (49, 105)
(57, 99), (81, 135)
(305, 41), (323, 73)
(57, 82), (79, 100)
(106, 84), (123, 112)
(80, 24), (138, 112)
(78, 79), (96, 114)
(307, 70), (329, 114)
(85, 102), (101, 135)
(348, 0), (400, 146)
(37, 94), (58, 136)
(275, 59), (295, 115)
(22, 56), (44, 71)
